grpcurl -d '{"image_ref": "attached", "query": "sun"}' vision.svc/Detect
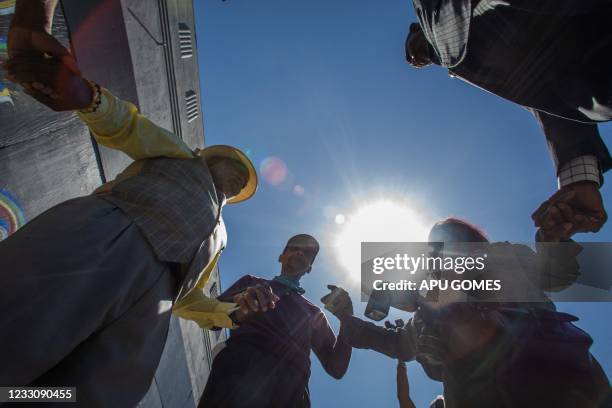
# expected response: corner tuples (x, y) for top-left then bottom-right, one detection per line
(333, 199), (432, 281)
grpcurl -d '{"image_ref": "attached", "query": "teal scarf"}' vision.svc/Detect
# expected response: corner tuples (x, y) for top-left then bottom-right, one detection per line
(273, 275), (305, 295)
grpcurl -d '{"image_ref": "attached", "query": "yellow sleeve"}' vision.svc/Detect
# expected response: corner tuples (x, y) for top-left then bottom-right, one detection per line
(77, 87), (195, 160)
(172, 249), (239, 329)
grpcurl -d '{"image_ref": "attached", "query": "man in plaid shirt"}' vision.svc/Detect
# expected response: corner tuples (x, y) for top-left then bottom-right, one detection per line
(0, 1), (277, 405)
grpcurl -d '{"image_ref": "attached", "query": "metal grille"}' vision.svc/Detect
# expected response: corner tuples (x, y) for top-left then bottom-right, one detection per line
(178, 23), (193, 59)
(185, 90), (199, 123)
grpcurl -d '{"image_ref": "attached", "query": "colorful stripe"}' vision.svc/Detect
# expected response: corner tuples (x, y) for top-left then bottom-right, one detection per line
(0, 36), (7, 57)
(0, 87), (13, 106)
(0, 0), (15, 16)
(0, 188), (25, 241)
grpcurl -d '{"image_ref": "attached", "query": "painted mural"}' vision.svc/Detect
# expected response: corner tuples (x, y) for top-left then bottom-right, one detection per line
(0, 189), (25, 241)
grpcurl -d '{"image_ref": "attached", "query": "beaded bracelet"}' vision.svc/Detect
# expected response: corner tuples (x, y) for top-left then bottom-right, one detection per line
(79, 79), (102, 114)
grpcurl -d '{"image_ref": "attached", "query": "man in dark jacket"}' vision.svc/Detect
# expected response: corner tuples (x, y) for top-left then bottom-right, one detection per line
(199, 234), (352, 408)
(405, 0), (612, 242)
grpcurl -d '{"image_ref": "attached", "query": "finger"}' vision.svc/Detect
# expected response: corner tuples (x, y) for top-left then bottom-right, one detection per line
(32, 81), (46, 91)
(260, 283), (279, 303)
(532, 190), (566, 222)
(253, 287), (270, 312)
(590, 214), (607, 232)
(22, 82), (35, 92)
(540, 206), (562, 230)
(572, 212), (605, 233)
(556, 202), (575, 222)
(532, 199), (551, 225)
(238, 296), (249, 315)
(25, 90), (58, 110)
(30, 32), (70, 59)
(244, 288), (260, 312)
(532, 190), (576, 224)
(3, 55), (58, 70)
(59, 54), (82, 77)
(266, 287), (280, 304)
(538, 223), (573, 242)
(5, 66), (59, 85)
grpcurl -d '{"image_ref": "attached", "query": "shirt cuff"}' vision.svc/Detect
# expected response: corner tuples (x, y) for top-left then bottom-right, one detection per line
(557, 155), (601, 189)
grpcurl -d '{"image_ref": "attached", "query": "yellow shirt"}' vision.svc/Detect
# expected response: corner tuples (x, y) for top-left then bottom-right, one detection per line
(77, 88), (238, 329)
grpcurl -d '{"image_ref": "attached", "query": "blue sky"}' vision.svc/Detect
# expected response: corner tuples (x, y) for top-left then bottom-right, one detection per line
(194, 1), (611, 406)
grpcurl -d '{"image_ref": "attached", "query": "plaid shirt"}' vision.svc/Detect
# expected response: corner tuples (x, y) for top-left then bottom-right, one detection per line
(96, 156), (223, 265)
(412, 0), (472, 68)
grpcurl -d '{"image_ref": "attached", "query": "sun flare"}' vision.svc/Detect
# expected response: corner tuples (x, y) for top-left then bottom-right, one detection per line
(333, 200), (432, 280)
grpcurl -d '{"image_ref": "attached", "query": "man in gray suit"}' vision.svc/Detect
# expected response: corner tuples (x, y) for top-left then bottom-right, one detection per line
(405, 0), (612, 242)
(0, 1), (276, 406)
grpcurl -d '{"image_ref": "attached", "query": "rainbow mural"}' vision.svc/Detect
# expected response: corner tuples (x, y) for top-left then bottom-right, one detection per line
(0, 189), (25, 241)
(0, 0), (15, 16)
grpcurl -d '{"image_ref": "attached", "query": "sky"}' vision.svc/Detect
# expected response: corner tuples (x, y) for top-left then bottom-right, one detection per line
(194, 1), (611, 407)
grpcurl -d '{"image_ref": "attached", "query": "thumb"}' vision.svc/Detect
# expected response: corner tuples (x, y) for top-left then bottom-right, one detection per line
(31, 32), (81, 76)
(327, 284), (338, 291)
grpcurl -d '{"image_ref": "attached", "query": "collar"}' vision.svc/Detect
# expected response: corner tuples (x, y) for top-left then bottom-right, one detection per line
(273, 275), (305, 295)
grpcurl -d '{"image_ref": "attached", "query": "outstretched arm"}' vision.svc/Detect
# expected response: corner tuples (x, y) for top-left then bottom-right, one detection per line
(311, 312), (352, 379)
(6, 2), (195, 160)
(340, 315), (417, 362)
(531, 110), (609, 241)
(397, 361), (417, 408)
(77, 87), (195, 160)
(5, 52), (194, 160)
(321, 285), (417, 361)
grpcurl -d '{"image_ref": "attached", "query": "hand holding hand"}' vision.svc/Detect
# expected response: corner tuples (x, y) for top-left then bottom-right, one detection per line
(7, 25), (81, 74)
(532, 181), (607, 241)
(3, 54), (92, 111)
(321, 284), (353, 320)
(232, 283), (279, 321)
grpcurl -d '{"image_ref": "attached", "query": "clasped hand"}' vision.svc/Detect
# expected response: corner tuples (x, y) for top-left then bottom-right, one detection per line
(532, 181), (607, 241)
(3, 26), (92, 111)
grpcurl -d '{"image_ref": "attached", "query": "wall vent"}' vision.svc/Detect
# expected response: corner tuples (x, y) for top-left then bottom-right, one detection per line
(185, 90), (199, 123)
(178, 23), (193, 59)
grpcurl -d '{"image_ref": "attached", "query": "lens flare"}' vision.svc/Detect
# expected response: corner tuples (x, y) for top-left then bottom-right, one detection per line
(293, 184), (305, 196)
(260, 156), (288, 186)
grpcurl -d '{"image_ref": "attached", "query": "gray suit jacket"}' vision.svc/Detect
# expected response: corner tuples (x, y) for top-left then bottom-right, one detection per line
(96, 156), (226, 299)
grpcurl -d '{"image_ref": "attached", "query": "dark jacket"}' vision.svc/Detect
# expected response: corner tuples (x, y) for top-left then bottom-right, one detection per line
(414, 0), (612, 172)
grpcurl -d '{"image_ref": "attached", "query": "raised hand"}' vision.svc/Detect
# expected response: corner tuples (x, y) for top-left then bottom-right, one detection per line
(3, 54), (92, 111)
(321, 284), (353, 320)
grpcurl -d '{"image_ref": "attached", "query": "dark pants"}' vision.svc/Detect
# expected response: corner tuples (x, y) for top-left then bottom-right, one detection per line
(199, 341), (310, 408)
(0, 195), (177, 407)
